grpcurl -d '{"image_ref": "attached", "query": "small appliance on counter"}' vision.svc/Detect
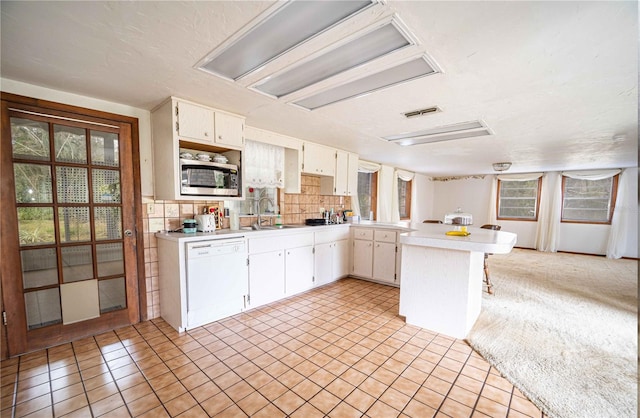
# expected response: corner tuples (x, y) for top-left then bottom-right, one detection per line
(183, 219), (197, 233)
(195, 214), (216, 232)
(305, 218), (328, 226)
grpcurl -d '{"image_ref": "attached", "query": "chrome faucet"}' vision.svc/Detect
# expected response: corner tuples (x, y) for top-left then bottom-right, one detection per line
(254, 197), (275, 229)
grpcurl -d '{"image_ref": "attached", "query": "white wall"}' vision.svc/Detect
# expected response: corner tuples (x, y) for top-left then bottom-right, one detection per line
(420, 171), (638, 258)
(1, 79), (155, 197)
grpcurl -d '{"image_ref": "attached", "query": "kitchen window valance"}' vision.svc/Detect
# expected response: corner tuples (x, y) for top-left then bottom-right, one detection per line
(562, 169), (621, 180)
(358, 160), (381, 173)
(497, 172), (543, 181)
(244, 139), (284, 188)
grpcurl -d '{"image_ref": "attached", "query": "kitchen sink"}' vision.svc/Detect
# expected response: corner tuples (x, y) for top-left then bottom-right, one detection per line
(239, 224), (304, 231)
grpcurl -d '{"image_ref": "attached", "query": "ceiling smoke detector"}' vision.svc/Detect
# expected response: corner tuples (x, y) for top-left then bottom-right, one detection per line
(492, 162), (512, 172)
(403, 106), (440, 118)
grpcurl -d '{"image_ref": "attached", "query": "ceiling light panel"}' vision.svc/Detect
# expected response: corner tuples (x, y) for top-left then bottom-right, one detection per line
(383, 121), (492, 146)
(293, 55), (439, 110)
(198, 0), (374, 81)
(253, 21), (413, 98)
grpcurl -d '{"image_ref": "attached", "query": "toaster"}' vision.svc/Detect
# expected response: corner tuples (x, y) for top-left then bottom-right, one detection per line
(194, 214), (216, 232)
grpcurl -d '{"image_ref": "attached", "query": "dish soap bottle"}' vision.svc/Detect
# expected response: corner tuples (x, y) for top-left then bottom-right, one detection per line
(275, 214), (282, 227)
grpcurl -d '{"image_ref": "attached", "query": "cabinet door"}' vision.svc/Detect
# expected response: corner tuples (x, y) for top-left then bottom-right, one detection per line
(249, 251), (285, 308)
(214, 112), (244, 148)
(373, 242), (396, 284)
(314, 242), (333, 287)
(177, 101), (215, 143)
(333, 239), (350, 279)
(346, 152), (359, 196)
(352, 239), (373, 278)
(303, 143), (335, 176)
(285, 245), (315, 295)
(334, 151), (349, 196)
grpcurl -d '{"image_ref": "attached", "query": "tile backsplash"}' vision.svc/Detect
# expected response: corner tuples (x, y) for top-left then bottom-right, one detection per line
(142, 174), (351, 320)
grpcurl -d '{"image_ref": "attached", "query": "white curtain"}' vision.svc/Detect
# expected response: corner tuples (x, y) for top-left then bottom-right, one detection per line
(244, 140), (284, 188)
(352, 160), (382, 217)
(604, 169), (628, 258)
(377, 165), (394, 222)
(391, 169), (415, 223)
(535, 172), (562, 252)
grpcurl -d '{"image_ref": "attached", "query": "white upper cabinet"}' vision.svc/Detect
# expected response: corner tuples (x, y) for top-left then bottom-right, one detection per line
(176, 99), (244, 150)
(321, 150), (359, 196)
(214, 112), (244, 148)
(302, 142), (335, 176)
(176, 101), (215, 143)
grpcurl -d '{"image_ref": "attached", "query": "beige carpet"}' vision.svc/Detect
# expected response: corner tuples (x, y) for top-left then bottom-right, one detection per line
(466, 249), (637, 418)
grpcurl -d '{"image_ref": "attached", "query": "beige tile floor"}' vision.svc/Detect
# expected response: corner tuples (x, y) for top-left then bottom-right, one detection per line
(1, 278), (545, 417)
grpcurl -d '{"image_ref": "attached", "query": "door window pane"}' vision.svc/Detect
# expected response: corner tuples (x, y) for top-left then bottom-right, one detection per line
(56, 167), (89, 203)
(21, 248), (58, 289)
(93, 169), (121, 203)
(14, 163), (53, 203)
(59, 207), (91, 242)
(94, 207), (122, 240)
(18, 207), (55, 246)
(99, 277), (126, 313)
(398, 179), (411, 219)
(61, 245), (93, 283)
(54, 125), (87, 164)
(11, 118), (50, 161)
(25, 288), (62, 330)
(96, 243), (124, 277)
(91, 131), (119, 167)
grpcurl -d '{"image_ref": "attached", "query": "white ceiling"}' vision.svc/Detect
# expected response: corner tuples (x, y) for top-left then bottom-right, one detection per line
(1, 1), (637, 176)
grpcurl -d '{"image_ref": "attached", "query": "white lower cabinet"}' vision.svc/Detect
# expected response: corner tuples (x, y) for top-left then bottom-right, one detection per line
(248, 232), (314, 309)
(351, 227), (400, 286)
(248, 250), (285, 308)
(353, 239), (373, 278)
(285, 246), (314, 295)
(373, 241), (396, 284)
(314, 226), (351, 287)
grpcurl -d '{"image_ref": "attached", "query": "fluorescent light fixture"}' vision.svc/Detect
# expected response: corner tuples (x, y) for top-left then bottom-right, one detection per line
(293, 55), (439, 110)
(253, 21), (413, 98)
(383, 120), (492, 146)
(198, 0), (373, 80)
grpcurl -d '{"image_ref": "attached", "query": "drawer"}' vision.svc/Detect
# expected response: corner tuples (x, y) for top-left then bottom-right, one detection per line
(249, 232), (313, 254)
(315, 227), (350, 244)
(352, 228), (374, 240)
(374, 230), (396, 243)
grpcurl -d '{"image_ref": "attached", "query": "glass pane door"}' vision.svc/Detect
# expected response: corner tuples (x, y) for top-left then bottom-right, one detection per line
(2, 103), (140, 355)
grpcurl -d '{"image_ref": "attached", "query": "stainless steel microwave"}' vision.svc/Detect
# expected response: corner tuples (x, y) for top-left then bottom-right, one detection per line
(179, 159), (239, 197)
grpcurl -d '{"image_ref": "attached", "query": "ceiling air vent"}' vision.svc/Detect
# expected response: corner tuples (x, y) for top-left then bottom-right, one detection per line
(383, 120), (492, 146)
(403, 106), (440, 118)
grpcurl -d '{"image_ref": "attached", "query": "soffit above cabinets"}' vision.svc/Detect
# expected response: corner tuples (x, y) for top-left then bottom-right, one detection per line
(195, 0), (437, 111)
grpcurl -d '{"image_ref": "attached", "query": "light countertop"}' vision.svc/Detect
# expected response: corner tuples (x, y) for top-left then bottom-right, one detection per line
(400, 223), (517, 254)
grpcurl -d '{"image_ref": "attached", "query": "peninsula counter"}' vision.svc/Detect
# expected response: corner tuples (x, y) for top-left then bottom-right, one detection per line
(399, 223), (517, 339)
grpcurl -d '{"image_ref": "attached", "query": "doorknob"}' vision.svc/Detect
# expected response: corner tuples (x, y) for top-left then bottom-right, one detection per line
(124, 229), (133, 237)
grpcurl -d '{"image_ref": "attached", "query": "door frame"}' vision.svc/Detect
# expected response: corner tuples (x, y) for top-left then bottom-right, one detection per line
(0, 92), (147, 357)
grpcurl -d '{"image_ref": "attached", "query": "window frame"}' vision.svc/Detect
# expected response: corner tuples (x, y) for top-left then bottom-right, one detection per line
(398, 178), (412, 220)
(560, 174), (618, 225)
(357, 171), (378, 220)
(496, 178), (542, 222)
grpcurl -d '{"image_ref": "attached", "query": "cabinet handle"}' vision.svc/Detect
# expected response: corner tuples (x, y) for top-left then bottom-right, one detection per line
(376, 244), (380, 247)
(218, 135), (222, 140)
(204, 132), (209, 137)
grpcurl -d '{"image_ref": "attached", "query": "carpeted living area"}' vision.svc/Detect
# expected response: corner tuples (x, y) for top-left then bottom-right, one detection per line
(466, 248), (637, 418)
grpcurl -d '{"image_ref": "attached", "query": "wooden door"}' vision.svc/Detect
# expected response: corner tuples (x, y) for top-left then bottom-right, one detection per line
(1, 94), (143, 356)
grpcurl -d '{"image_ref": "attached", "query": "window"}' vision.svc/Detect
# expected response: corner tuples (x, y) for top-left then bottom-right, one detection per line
(398, 179), (412, 219)
(358, 172), (377, 220)
(562, 175), (618, 223)
(497, 179), (541, 220)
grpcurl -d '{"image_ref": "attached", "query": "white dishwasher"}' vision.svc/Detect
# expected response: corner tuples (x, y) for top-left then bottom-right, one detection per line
(186, 238), (248, 330)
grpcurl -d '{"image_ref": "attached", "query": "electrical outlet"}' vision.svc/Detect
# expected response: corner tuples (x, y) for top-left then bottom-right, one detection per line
(147, 203), (154, 215)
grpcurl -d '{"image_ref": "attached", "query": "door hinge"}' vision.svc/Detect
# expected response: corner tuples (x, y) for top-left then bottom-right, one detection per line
(394, 273), (397, 282)
(246, 258), (250, 266)
(312, 247), (315, 254)
(247, 294), (250, 303)
(395, 246), (398, 253)
(2, 311), (6, 326)
(312, 276), (315, 283)
(175, 121), (179, 132)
